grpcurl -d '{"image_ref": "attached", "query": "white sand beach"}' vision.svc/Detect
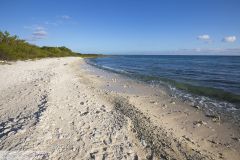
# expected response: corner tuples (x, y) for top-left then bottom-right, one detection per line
(0, 57), (239, 160)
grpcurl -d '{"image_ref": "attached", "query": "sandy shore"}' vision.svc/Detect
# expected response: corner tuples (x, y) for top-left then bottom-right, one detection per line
(0, 57), (239, 159)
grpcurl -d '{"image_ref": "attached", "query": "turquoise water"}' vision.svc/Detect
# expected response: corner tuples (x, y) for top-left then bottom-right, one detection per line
(87, 55), (240, 109)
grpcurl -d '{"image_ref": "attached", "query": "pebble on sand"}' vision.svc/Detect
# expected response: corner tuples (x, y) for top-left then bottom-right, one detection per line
(193, 120), (207, 127)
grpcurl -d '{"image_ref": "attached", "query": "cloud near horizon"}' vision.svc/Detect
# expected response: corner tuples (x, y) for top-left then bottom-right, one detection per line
(222, 36), (237, 43)
(177, 47), (240, 55)
(121, 48), (240, 55)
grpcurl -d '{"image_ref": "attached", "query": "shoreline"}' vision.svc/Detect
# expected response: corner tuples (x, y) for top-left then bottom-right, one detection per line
(86, 56), (240, 108)
(86, 58), (240, 125)
(0, 57), (239, 159)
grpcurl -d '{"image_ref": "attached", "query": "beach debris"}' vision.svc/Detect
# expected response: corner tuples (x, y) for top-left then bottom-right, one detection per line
(193, 105), (201, 110)
(212, 117), (220, 122)
(208, 139), (218, 144)
(100, 108), (106, 112)
(140, 137), (147, 147)
(145, 147), (154, 159)
(8, 130), (16, 136)
(224, 143), (231, 148)
(193, 120), (207, 127)
(3, 127), (12, 134)
(112, 78), (117, 82)
(81, 111), (89, 116)
(90, 151), (98, 159)
(162, 104), (167, 109)
(206, 114), (220, 122)
(95, 110), (100, 114)
(232, 137), (240, 142)
(80, 102), (84, 105)
(150, 101), (158, 105)
(133, 154), (138, 160)
(218, 153), (224, 159)
(183, 135), (195, 144)
(170, 101), (176, 104)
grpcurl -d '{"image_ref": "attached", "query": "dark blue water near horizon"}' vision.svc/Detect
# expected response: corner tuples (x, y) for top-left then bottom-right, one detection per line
(87, 55), (240, 107)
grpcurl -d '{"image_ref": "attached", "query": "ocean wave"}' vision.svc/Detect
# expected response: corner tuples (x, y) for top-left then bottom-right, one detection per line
(85, 60), (129, 74)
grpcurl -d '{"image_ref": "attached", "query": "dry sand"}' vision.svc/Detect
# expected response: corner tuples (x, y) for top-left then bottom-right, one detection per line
(0, 57), (239, 160)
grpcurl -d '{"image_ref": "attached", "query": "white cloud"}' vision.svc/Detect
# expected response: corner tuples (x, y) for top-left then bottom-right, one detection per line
(32, 28), (47, 40)
(24, 25), (48, 41)
(32, 30), (47, 38)
(197, 34), (211, 42)
(61, 15), (71, 20)
(222, 36), (237, 43)
(24, 15), (73, 42)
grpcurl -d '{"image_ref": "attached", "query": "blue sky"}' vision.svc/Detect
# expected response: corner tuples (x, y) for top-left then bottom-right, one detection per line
(1, 0), (240, 54)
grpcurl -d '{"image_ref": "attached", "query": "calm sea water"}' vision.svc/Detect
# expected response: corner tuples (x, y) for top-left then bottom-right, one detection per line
(87, 55), (240, 109)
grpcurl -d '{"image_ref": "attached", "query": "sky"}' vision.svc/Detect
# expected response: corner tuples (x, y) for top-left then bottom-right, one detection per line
(1, 0), (240, 55)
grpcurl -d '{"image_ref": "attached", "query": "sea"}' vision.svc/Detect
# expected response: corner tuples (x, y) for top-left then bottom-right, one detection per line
(86, 55), (240, 122)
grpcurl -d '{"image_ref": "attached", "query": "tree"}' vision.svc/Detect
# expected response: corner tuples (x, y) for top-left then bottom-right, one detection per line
(0, 31), (5, 43)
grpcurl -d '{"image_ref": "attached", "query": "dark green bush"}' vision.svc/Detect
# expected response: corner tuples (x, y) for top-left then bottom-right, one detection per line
(0, 30), (102, 60)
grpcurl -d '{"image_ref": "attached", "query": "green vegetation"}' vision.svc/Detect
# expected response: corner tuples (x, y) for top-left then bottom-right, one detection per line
(0, 31), (101, 61)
